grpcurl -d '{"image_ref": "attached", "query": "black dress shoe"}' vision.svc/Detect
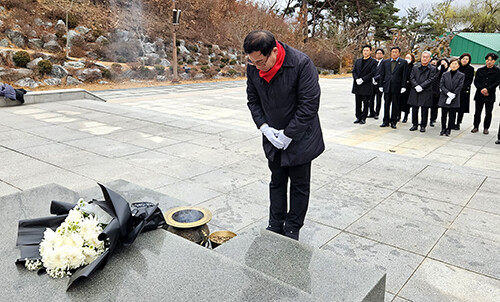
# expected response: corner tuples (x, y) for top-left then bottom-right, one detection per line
(420, 127), (426, 132)
(380, 123), (389, 127)
(430, 121), (435, 127)
(402, 117), (408, 123)
(266, 225), (284, 235)
(440, 129), (446, 136)
(409, 125), (418, 131)
(284, 230), (299, 240)
(495, 140), (500, 145)
(454, 124), (460, 130)
(445, 129), (451, 136)
(360, 120), (366, 124)
(391, 123), (397, 129)
(353, 119), (361, 124)
(374, 115), (379, 120)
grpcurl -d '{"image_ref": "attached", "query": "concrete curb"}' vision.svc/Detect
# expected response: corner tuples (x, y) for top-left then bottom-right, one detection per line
(1, 88), (106, 107)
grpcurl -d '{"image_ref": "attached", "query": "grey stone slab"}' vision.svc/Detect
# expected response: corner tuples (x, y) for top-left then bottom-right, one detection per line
(450, 208), (500, 240)
(430, 228), (500, 280)
(345, 156), (427, 190)
(189, 167), (261, 194)
(103, 129), (179, 149)
(398, 259), (500, 302)
(228, 179), (269, 206)
(306, 178), (394, 229)
(346, 209), (447, 255)
(323, 232), (424, 293)
(196, 194), (267, 232)
(0, 181), (20, 197)
(467, 177), (500, 215)
(154, 180), (222, 205)
(374, 192), (463, 228)
(64, 136), (147, 158)
(0, 129), (53, 149)
(0, 158), (64, 182)
(215, 229), (386, 301)
(223, 158), (268, 179)
(23, 124), (94, 142)
(313, 145), (377, 177)
(398, 166), (486, 206)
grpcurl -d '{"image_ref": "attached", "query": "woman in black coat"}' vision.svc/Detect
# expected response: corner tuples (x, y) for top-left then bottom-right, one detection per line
(456, 53), (474, 130)
(400, 53), (415, 123)
(439, 58), (464, 136)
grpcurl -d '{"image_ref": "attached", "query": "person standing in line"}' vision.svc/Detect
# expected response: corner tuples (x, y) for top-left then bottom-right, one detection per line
(370, 48), (385, 120)
(438, 58), (464, 136)
(244, 30), (324, 240)
(408, 50), (438, 132)
(456, 53), (475, 130)
(400, 53), (415, 123)
(352, 45), (377, 124)
(378, 46), (408, 129)
(430, 58), (449, 127)
(471, 53), (500, 134)
(497, 86), (500, 144)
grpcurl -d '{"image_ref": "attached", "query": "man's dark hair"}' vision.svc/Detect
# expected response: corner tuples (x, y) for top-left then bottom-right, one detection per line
(391, 46), (401, 53)
(243, 31), (276, 56)
(362, 45), (372, 51)
(485, 52), (498, 61)
(459, 52), (472, 63)
(375, 48), (385, 55)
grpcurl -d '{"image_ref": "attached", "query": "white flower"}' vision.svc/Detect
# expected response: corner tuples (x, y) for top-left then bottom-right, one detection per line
(63, 245), (86, 269)
(66, 209), (83, 224)
(43, 249), (68, 271)
(82, 247), (99, 264)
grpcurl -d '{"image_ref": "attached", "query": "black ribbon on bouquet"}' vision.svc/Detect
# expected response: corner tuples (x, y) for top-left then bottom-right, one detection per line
(15, 183), (166, 290)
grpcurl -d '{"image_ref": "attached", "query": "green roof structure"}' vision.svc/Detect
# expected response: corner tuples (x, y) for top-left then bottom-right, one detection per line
(449, 32), (500, 64)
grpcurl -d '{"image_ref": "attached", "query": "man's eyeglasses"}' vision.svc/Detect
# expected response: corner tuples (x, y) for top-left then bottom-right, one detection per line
(247, 55), (270, 67)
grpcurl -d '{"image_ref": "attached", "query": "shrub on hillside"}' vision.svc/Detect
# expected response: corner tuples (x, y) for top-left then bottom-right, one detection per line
(37, 60), (53, 75)
(101, 68), (111, 79)
(154, 64), (165, 75)
(13, 51), (31, 67)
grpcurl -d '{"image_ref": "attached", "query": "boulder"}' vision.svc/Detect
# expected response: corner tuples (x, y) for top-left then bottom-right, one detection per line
(144, 42), (156, 55)
(93, 62), (109, 70)
(34, 18), (44, 27)
(6, 30), (25, 48)
(180, 72), (190, 80)
(96, 35), (109, 44)
(50, 65), (68, 78)
(114, 29), (133, 42)
(27, 30), (38, 38)
(75, 26), (90, 34)
(159, 58), (170, 67)
(43, 40), (62, 52)
(156, 75), (168, 81)
(66, 76), (82, 85)
(193, 73), (205, 80)
(0, 39), (9, 47)
(4, 68), (33, 81)
(42, 33), (57, 43)
(27, 58), (43, 70)
(15, 77), (39, 88)
(76, 68), (102, 81)
(63, 61), (85, 69)
(28, 39), (44, 49)
(44, 78), (62, 86)
(54, 20), (66, 33)
(179, 44), (190, 55)
(66, 30), (80, 46)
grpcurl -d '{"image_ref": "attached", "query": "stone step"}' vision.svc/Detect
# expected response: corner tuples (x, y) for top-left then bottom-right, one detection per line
(214, 228), (386, 302)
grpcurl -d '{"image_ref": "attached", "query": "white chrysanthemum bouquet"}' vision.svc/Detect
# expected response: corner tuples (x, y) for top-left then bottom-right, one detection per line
(25, 199), (107, 278)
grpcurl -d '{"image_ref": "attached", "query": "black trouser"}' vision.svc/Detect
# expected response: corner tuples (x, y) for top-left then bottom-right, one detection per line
(268, 152), (311, 233)
(456, 112), (464, 125)
(383, 92), (401, 125)
(441, 107), (457, 130)
(430, 95), (439, 122)
(369, 89), (382, 116)
(473, 100), (495, 129)
(355, 94), (370, 121)
(411, 106), (429, 127)
(498, 122), (500, 140)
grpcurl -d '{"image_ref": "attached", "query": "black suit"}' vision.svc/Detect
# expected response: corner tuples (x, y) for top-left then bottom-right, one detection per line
(370, 59), (384, 117)
(352, 57), (377, 121)
(473, 65), (500, 129)
(378, 58), (408, 125)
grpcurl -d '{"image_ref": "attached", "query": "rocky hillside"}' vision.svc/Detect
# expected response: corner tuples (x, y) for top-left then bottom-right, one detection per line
(0, 0), (295, 89)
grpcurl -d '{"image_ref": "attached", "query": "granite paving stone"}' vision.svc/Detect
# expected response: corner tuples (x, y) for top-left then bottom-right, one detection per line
(154, 180), (223, 205)
(323, 232), (424, 293)
(22, 124), (94, 141)
(188, 167), (261, 194)
(346, 208), (447, 255)
(398, 258), (500, 302)
(467, 177), (500, 215)
(64, 136), (148, 158)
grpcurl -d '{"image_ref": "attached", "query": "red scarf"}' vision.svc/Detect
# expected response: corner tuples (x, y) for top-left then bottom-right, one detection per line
(259, 41), (285, 83)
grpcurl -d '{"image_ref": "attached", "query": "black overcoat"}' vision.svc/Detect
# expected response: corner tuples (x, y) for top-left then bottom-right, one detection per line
(351, 57), (377, 95)
(458, 64), (474, 113)
(438, 71), (465, 108)
(408, 63), (438, 107)
(377, 58), (408, 94)
(474, 65), (500, 103)
(246, 42), (325, 167)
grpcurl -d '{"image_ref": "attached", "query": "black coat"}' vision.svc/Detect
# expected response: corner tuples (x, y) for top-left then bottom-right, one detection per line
(246, 42), (325, 167)
(377, 58), (408, 94)
(474, 65), (500, 103)
(438, 71), (464, 108)
(458, 64), (474, 113)
(432, 66), (447, 97)
(351, 57), (377, 95)
(408, 63), (438, 107)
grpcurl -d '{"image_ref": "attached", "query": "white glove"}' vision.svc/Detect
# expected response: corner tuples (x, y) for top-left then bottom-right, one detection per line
(447, 92), (456, 99)
(260, 124), (283, 149)
(445, 97), (452, 105)
(401, 88), (406, 94)
(415, 85), (423, 93)
(372, 78), (377, 85)
(379, 87), (383, 92)
(277, 130), (292, 150)
(356, 78), (364, 85)
(437, 65), (441, 71)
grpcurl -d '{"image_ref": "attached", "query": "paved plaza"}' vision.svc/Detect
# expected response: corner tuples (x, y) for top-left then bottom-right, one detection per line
(1, 78), (499, 301)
